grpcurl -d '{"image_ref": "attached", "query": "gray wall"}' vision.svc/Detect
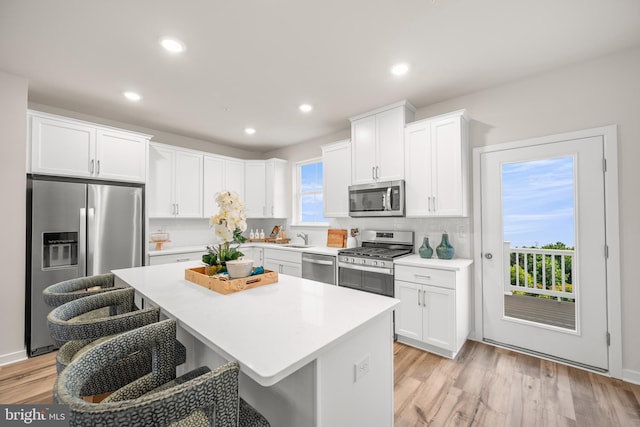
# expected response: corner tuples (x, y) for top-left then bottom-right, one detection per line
(0, 70), (28, 364)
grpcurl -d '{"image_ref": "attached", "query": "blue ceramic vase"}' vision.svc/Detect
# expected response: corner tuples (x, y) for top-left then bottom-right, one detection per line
(418, 237), (433, 259)
(436, 232), (455, 259)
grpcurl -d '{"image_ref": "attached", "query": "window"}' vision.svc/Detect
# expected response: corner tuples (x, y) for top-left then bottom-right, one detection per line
(294, 158), (327, 225)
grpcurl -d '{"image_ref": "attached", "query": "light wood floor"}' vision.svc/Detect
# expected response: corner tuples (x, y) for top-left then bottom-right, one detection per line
(2, 342), (639, 426)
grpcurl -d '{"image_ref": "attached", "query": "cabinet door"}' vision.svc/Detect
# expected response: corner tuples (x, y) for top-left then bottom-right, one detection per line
(422, 285), (456, 350)
(266, 159), (287, 218)
(31, 115), (95, 178)
(351, 115), (376, 184)
(431, 116), (464, 216)
(375, 107), (405, 181)
(225, 158), (246, 201)
(203, 156), (225, 217)
(394, 280), (423, 340)
(174, 151), (203, 217)
(245, 161), (267, 218)
(404, 122), (433, 216)
(148, 144), (176, 217)
(96, 129), (147, 182)
(322, 140), (351, 217)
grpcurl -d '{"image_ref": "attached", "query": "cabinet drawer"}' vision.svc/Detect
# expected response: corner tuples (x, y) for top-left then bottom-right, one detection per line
(263, 248), (302, 264)
(395, 265), (455, 289)
(149, 251), (203, 265)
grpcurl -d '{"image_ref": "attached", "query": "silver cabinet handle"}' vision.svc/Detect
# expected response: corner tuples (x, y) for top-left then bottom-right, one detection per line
(415, 274), (432, 280)
(427, 196), (431, 212)
(376, 166), (379, 180)
(90, 159), (95, 174)
(176, 203), (179, 216)
(302, 257), (334, 266)
(417, 289), (421, 306)
(372, 166), (375, 180)
(422, 290), (427, 307)
(96, 160), (100, 175)
(433, 196), (436, 212)
(176, 258), (190, 262)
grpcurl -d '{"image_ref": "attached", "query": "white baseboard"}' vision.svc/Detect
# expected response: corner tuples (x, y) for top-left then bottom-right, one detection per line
(0, 349), (27, 367)
(623, 368), (640, 385)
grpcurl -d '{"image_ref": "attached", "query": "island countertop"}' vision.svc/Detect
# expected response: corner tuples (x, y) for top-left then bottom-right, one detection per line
(113, 261), (399, 387)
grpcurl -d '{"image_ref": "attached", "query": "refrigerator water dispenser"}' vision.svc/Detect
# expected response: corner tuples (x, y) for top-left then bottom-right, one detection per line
(42, 232), (78, 268)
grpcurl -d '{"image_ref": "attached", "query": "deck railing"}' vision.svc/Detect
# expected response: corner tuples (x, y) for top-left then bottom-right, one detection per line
(503, 242), (575, 301)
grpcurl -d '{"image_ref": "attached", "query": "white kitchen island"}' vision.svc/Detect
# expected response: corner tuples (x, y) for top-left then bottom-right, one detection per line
(113, 261), (399, 427)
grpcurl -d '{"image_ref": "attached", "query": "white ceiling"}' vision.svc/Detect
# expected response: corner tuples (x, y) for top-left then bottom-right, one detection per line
(1, 0), (639, 152)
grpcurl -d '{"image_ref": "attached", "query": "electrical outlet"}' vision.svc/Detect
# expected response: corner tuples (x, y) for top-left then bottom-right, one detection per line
(354, 354), (370, 382)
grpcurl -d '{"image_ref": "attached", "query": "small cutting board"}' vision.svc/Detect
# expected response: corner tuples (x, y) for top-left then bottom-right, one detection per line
(327, 229), (348, 248)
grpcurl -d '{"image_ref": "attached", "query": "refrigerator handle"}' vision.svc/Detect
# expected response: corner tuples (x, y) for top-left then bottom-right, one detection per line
(79, 208), (87, 274)
(87, 207), (95, 276)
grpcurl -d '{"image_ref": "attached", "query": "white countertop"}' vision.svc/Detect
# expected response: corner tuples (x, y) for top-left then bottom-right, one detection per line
(149, 243), (341, 257)
(394, 254), (473, 270)
(112, 261), (398, 386)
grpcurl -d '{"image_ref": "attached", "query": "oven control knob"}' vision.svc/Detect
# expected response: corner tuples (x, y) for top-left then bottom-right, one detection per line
(372, 261), (378, 266)
(361, 259), (366, 264)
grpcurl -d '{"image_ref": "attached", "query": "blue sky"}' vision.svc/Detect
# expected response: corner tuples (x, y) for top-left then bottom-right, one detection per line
(300, 161), (326, 223)
(502, 157), (575, 248)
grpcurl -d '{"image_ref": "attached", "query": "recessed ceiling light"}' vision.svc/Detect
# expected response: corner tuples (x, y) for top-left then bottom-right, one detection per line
(299, 104), (313, 113)
(244, 127), (256, 135)
(160, 37), (186, 53)
(391, 63), (409, 76)
(123, 91), (142, 102)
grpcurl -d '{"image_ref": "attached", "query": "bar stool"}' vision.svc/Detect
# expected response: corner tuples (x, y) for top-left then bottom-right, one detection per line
(54, 319), (270, 427)
(47, 288), (186, 397)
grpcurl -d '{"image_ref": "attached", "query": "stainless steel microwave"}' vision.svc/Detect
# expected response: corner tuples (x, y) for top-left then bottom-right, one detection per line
(348, 180), (405, 217)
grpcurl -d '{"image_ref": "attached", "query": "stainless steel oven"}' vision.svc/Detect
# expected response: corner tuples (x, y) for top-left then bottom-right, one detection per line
(348, 180), (405, 217)
(337, 230), (413, 297)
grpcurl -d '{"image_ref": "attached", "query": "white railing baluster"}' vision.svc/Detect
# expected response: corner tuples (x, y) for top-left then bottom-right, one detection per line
(505, 245), (574, 299)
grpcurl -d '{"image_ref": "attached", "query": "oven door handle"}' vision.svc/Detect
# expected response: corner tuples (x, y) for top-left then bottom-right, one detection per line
(385, 187), (392, 211)
(302, 257), (334, 266)
(339, 262), (393, 275)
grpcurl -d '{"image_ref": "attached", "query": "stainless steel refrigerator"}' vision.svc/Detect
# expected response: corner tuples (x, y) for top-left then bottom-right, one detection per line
(26, 176), (143, 356)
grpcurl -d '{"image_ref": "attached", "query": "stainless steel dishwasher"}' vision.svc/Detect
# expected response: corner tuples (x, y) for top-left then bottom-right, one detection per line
(301, 253), (336, 285)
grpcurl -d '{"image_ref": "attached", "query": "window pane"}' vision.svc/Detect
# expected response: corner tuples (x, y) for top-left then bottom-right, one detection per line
(301, 192), (326, 223)
(301, 162), (323, 192)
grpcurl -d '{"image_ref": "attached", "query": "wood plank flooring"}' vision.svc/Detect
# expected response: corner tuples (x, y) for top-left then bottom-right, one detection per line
(394, 341), (640, 426)
(2, 342), (639, 426)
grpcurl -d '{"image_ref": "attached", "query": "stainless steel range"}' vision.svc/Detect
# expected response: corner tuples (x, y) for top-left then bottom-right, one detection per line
(338, 230), (414, 297)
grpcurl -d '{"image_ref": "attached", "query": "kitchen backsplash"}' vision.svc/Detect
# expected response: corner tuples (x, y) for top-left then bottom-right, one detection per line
(150, 217), (472, 259)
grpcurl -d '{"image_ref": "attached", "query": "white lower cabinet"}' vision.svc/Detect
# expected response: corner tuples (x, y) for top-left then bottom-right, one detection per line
(148, 251), (204, 266)
(241, 247), (264, 266)
(264, 248), (302, 277)
(394, 261), (471, 359)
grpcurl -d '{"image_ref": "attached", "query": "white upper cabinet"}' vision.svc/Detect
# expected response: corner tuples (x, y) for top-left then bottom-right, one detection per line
(404, 110), (469, 217)
(244, 161), (267, 218)
(245, 159), (287, 218)
(148, 142), (203, 218)
(203, 155), (245, 217)
(321, 139), (351, 217)
(350, 101), (415, 184)
(29, 111), (149, 182)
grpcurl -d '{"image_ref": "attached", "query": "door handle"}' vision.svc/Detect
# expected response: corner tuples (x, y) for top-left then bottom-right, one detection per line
(485, 253), (493, 260)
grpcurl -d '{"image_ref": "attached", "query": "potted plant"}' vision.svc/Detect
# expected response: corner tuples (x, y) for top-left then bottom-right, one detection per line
(203, 191), (248, 275)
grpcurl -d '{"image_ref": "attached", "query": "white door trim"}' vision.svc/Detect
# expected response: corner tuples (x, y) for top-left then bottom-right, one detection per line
(472, 125), (622, 379)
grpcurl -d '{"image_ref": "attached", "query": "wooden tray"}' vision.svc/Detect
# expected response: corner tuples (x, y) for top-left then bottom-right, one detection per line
(247, 238), (291, 244)
(185, 267), (278, 295)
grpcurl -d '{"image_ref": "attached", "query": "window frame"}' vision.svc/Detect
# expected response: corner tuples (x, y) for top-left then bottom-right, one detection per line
(292, 157), (328, 226)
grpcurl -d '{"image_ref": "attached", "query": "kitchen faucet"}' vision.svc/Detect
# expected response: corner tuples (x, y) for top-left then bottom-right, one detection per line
(297, 232), (309, 245)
